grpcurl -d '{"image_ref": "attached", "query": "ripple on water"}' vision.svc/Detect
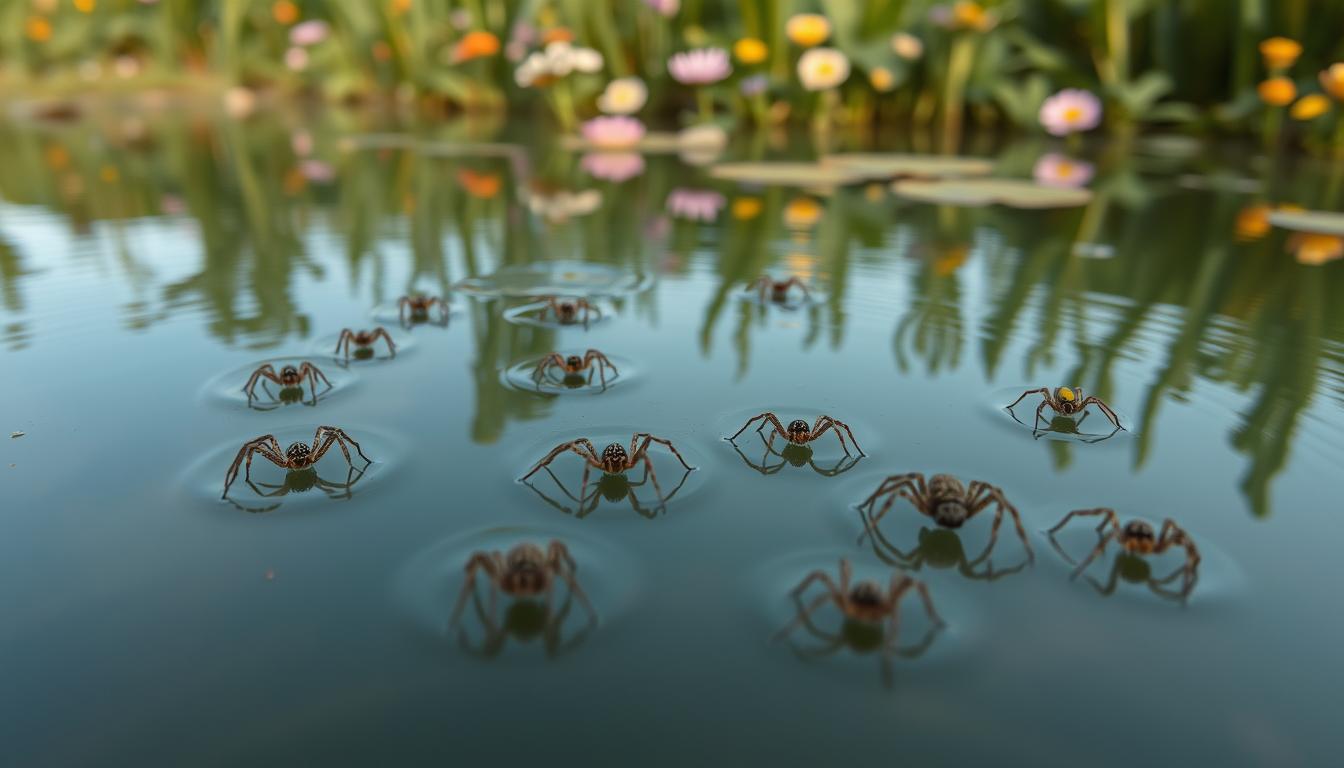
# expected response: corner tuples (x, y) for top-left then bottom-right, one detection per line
(391, 525), (640, 662)
(200, 357), (358, 411)
(513, 427), (707, 520)
(987, 385), (1135, 445)
(183, 425), (402, 513)
(311, 327), (414, 364)
(369, 298), (459, 328)
(501, 299), (614, 330)
(1041, 522), (1243, 607)
(501, 352), (634, 396)
(747, 550), (980, 686)
(456, 260), (652, 299)
(736, 278), (829, 309)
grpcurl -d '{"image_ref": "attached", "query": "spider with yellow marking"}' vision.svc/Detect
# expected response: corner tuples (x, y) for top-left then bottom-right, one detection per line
(1006, 386), (1123, 431)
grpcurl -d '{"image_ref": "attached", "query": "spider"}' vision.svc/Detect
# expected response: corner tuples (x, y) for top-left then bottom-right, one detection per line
(221, 426), (372, 499)
(536, 296), (602, 327)
(449, 540), (596, 658)
(859, 514), (1031, 582)
(241, 362), (332, 407)
(747, 276), (811, 306)
(1048, 509), (1201, 596)
(397, 294), (449, 326)
(775, 559), (944, 686)
(521, 434), (696, 513)
(727, 413), (865, 458)
(857, 473), (1034, 563)
(334, 327), (396, 361)
(531, 349), (619, 390)
(1006, 386), (1123, 430)
(523, 459), (693, 519)
(728, 430), (862, 477)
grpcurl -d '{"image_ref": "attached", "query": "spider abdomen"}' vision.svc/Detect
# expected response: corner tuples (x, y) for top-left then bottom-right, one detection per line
(932, 500), (970, 528)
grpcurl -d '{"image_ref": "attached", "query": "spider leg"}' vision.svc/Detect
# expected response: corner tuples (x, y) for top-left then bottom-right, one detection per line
(774, 590), (841, 643)
(782, 277), (811, 301)
(966, 481), (1034, 562)
(242, 365), (280, 399)
(1006, 387), (1050, 411)
(1085, 558), (1122, 596)
(1154, 519), (1202, 575)
(334, 330), (352, 358)
(531, 353), (566, 384)
(449, 553), (498, 626)
(817, 416), (865, 456)
(1033, 400), (1050, 429)
(630, 433), (696, 471)
(222, 436), (287, 498)
(808, 452), (860, 477)
(520, 439), (602, 481)
(1048, 507), (1120, 535)
(300, 363), (333, 399)
(858, 474), (924, 515)
(728, 413), (787, 443)
(1071, 528), (1120, 580)
(890, 573), (945, 628)
(313, 426), (372, 467)
(1078, 396), (1124, 430)
(371, 327), (397, 357)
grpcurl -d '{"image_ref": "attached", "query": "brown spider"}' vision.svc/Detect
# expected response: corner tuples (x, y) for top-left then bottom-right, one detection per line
(776, 559), (944, 685)
(521, 434), (696, 512)
(241, 362), (332, 406)
(857, 473), (1034, 562)
(727, 413), (865, 457)
(1049, 508), (1201, 587)
(747, 276), (811, 305)
(1007, 386), (1123, 430)
(397, 294), (449, 326)
(221, 426), (371, 499)
(531, 349), (619, 389)
(449, 540), (596, 658)
(334, 327), (396, 360)
(536, 296), (602, 327)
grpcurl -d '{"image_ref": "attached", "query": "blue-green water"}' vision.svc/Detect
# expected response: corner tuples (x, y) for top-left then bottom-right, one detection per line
(2, 112), (1342, 766)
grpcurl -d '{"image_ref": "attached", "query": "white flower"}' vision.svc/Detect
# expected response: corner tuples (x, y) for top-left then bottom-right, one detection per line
(891, 32), (924, 61)
(598, 77), (648, 115)
(571, 46), (604, 73)
(515, 42), (604, 87)
(797, 47), (850, 91)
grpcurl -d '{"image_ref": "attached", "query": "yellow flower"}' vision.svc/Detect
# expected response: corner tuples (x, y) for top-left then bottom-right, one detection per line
(99, 165), (119, 184)
(44, 144), (69, 170)
(734, 37), (768, 65)
(453, 31), (500, 63)
(1258, 77), (1297, 107)
(934, 245), (968, 276)
(1320, 63), (1344, 101)
(74, 0), (96, 13)
(25, 16), (52, 42)
(952, 2), (992, 32)
(784, 197), (823, 229)
(1259, 37), (1302, 72)
(731, 196), (762, 220)
(272, 0), (299, 25)
(1235, 205), (1271, 241)
(1290, 233), (1344, 265)
(786, 14), (831, 48)
(785, 253), (816, 280)
(869, 66), (896, 93)
(1291, 93), (1330, 120)
(392, 0), (413, 15)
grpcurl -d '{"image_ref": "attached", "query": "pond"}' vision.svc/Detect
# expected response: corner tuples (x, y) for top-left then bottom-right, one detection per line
(1, 110), (1341, 766)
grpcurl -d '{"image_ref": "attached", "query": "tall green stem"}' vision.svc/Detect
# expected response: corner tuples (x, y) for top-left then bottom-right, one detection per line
(941, 34), (975, 152)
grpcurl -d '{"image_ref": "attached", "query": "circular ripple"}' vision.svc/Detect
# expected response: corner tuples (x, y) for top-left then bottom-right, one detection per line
(747, 550), (979, 681)
(512, 427), (707, 520)
(311, 328), (415, 364)
(456, 260), (652, 299)
(501, 299), (614, 330)
(501, 352), (634, 396)
(1040, 522), (1242, 607)
(391, 525), (640, 661)
(183, 425), (403, 513)
(200, 357), (358, 411)
(987, 385), (1134, 444)
(737, 279), (829, 309)
(369, 298), (460, 327)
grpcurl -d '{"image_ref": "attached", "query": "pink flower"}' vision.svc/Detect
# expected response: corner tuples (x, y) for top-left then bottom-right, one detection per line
(580, 116), (646, 150)
(1032, 154), (1094, 188)
(668, 48), (732, 85)
(1039, 89), (1102, 136)
(291, 131), (314, 157)
(666, 188), (726, 221)
(284, 46), (309, 71)
(289, 20), (330, 47)
(581, 152), (646, 183)
(301, 160), (336, 183)
(644, 0), (680, 16)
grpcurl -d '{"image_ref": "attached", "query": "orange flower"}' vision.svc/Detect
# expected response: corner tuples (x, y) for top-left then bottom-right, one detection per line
(74, 0), (96, 13)
(372, 41), (392, 61)
(733, 37), (768, 65)
(1320, 63), (1344, 101)
(1258, 77), (1297, 107)
(869, 66), (896, 92)
(541, 27), (574, 45)
(951, 1), (993, 32)
(1235, 205), (1271, 241)
(1259, 37), (1302, 71)
(392, 0), (413, 15)
(731, 196), (762, 220)
(272, 0), (299, 25)
(44, 144), (69, 170)
(453, 30), (500, 63)
(457, 169), (501, 199)
(1289, 233), (1344, 265)
(25, 16), (52, 42)
(1291, 93), (1330, 120)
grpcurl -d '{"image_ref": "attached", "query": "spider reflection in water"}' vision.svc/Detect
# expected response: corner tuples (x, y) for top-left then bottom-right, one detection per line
(449, 541), (597, 659)
(775, 559), (945, 687)
(1010, 409), (1122, 443)
(858, 516), (1032, 582)
(1048, 509), (1201, 604)
(522, 460), (693, 518)
(226, 464), (369, 514)
(728, 432), (863, 477)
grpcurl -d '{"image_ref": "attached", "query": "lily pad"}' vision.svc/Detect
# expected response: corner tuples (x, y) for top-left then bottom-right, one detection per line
(455, 260), (652, 298)
(708, 162), (867, 188)
(1268, 209), (1344, 236)
(891, 178), (1092, 209)
(821, 153), (995, 180)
